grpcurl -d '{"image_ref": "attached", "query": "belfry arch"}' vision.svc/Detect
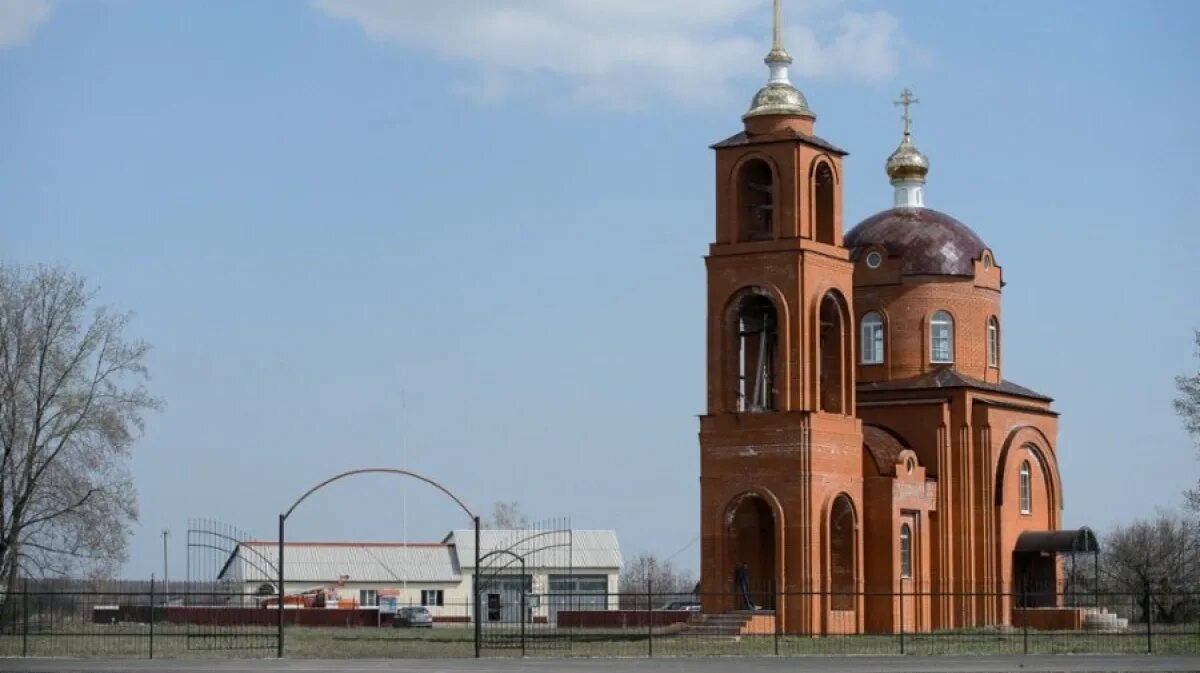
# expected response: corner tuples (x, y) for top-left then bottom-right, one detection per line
(726, 492), (779, 610)
(737, 158), (776, 241)
(813, 160), (836, 244)
(819, 290), (850, 414)
(733, 292), (781, 412)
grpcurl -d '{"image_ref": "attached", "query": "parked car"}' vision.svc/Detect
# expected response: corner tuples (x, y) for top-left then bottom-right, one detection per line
(658, 600), (701, 612)
(393, 606), (434, 628)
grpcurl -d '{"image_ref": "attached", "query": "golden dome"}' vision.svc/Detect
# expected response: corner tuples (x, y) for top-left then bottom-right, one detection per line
(886, 133), (929, 183)
(744, 81), (815, 120)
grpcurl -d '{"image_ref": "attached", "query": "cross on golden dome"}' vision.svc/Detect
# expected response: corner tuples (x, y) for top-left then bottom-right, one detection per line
(894, 88), (919, 136)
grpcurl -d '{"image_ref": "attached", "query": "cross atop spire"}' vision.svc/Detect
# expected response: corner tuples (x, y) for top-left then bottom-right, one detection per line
(894, 88), (919, 136)
(743, 0), (815, 121)
(772, 0), (784, 53)
(765, 0), (792, 77)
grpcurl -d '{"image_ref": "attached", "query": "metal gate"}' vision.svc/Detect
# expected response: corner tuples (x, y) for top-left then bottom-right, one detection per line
(476, 520), (573, 652)
(185, 518), (279, 652)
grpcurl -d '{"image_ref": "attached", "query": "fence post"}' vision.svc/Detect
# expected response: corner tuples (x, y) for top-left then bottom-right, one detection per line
(773, 589), (780, 656)
(899, 584), (905, 655)
(277, 513), (285, 659)
(1145, 582), (1153, 654)
(520, 588), (526, 658)
(21, 578), (28, 658)
(473, 516), (481, 659)
(1022, 587), (1028, 656)
(646, 577), (653, 658)
(149, 575), (155, 660)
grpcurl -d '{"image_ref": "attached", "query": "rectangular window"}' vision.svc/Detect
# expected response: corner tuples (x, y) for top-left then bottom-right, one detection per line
(359, 589), (378, 607)
(421, 589), (444, 607)
(861, 321), (884, 364)
(548, 574), (608, 615)
(1019, 466), (1032, 515)
(930, 313), (954, 363)
(899, 525), (912, 579)
(987, 322), (999, 367)
(931, 331), (952, 363)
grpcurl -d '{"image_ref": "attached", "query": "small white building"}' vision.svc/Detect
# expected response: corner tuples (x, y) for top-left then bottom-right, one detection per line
(219, 529), (621, 623)
(445, 529), (622, 621)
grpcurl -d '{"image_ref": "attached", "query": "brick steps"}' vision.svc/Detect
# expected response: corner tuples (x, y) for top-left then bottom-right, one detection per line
(679, 610), (776, 638)
(1082, 608), (1129, 632)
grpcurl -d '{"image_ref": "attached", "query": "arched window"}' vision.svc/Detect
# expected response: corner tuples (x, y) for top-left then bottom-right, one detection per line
(899, 524), (912, 579)
(739, 160), (774, 241)
(814, 162), (835, 244)
(830, 495), (856, 610)
(736, 295), (778, 412)
(860, 312), (884, 365)
(820, 293), (846, 413)
(987, 317), (1000, 368)
(1019, 461), (1032, 514)
(256, 582), (276, 596)
(930, 311), (954, 364)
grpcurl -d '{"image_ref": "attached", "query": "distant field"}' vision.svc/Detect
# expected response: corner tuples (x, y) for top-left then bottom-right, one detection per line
(0, 623), (1196, 659)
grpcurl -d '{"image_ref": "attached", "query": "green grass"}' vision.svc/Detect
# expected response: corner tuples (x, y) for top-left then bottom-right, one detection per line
(0, 622), (1195, 659)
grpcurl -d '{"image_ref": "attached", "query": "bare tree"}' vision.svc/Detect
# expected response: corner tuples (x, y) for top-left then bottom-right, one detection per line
(0, 265), (160, 590)
(1178, 330), (1200, 509)
(1102, 511), (1200, 623)
(619, 551), (696, 609)
(486, 501), (531, 529)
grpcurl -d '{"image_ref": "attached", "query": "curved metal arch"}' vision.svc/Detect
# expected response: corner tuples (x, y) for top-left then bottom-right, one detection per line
(476, 548), (532, 588)
(201, 528), (280, 576)
(477, 541), (570, 582)
(197, 541), (277, 581)
(283, 467), (475, 521)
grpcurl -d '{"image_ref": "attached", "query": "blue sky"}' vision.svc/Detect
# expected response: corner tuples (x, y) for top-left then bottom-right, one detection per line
(2, 0), (1198, 580)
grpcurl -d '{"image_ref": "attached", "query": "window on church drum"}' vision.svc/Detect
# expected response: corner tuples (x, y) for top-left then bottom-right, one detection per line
(930, 311), (954, 363)
(860, 312), (884, 364)
(737, 295), (778, 412)
(738, 159), (774, 241)
(987, 317), (999, 368)
(1019, 461), (1032, 514)
(899, 524), (912, 579)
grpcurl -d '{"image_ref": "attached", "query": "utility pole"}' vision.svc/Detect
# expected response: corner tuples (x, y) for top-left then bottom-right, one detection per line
(161, 529), (169, 601)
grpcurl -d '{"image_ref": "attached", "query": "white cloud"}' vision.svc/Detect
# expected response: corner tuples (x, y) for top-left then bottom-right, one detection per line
(311, 0), (914, 109)
(0, 0), (55, 49)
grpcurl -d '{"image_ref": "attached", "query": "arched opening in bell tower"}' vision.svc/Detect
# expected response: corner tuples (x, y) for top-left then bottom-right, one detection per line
(727, 493), (777, 610)
(819, 292), (847, 414)
(736, 294), (778, 412)
(829, 494), (857, 611)
(738, 159), (775, 241)
(814, 161), (835, 244)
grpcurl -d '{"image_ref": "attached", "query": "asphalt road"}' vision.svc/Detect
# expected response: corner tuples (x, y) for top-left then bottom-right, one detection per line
(1, 657), (1199, 673)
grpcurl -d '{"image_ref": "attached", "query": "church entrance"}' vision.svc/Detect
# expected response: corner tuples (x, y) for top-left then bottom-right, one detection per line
(728, 494), (777, 610)
(1013, 551), (1056, 607)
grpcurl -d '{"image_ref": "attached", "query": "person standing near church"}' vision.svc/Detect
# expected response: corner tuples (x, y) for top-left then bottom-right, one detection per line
(734, 562), (753, 609)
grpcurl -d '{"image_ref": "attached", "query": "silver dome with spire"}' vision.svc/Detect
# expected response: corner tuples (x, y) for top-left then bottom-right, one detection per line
(743, 0), (815, 121)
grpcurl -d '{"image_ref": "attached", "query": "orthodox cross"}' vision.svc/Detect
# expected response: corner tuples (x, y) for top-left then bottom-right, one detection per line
(894, 88), (919, 136)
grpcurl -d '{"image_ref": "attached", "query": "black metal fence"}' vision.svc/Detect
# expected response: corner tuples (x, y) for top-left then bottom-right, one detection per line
(0, 579), (277, 659)
(1, 583), (1197, 659)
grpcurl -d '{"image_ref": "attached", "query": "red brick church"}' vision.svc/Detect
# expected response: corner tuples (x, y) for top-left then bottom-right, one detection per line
(698, 1), (1085, 634)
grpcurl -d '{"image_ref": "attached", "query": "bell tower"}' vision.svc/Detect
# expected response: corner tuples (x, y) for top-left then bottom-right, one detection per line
(699, 0), (864, 634)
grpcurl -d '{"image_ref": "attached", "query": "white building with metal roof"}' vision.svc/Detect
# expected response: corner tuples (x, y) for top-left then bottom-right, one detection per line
(219, 529), (621, 622)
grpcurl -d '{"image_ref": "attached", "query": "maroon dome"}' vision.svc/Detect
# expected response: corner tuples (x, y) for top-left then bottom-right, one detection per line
(844, 207), (988, 277)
